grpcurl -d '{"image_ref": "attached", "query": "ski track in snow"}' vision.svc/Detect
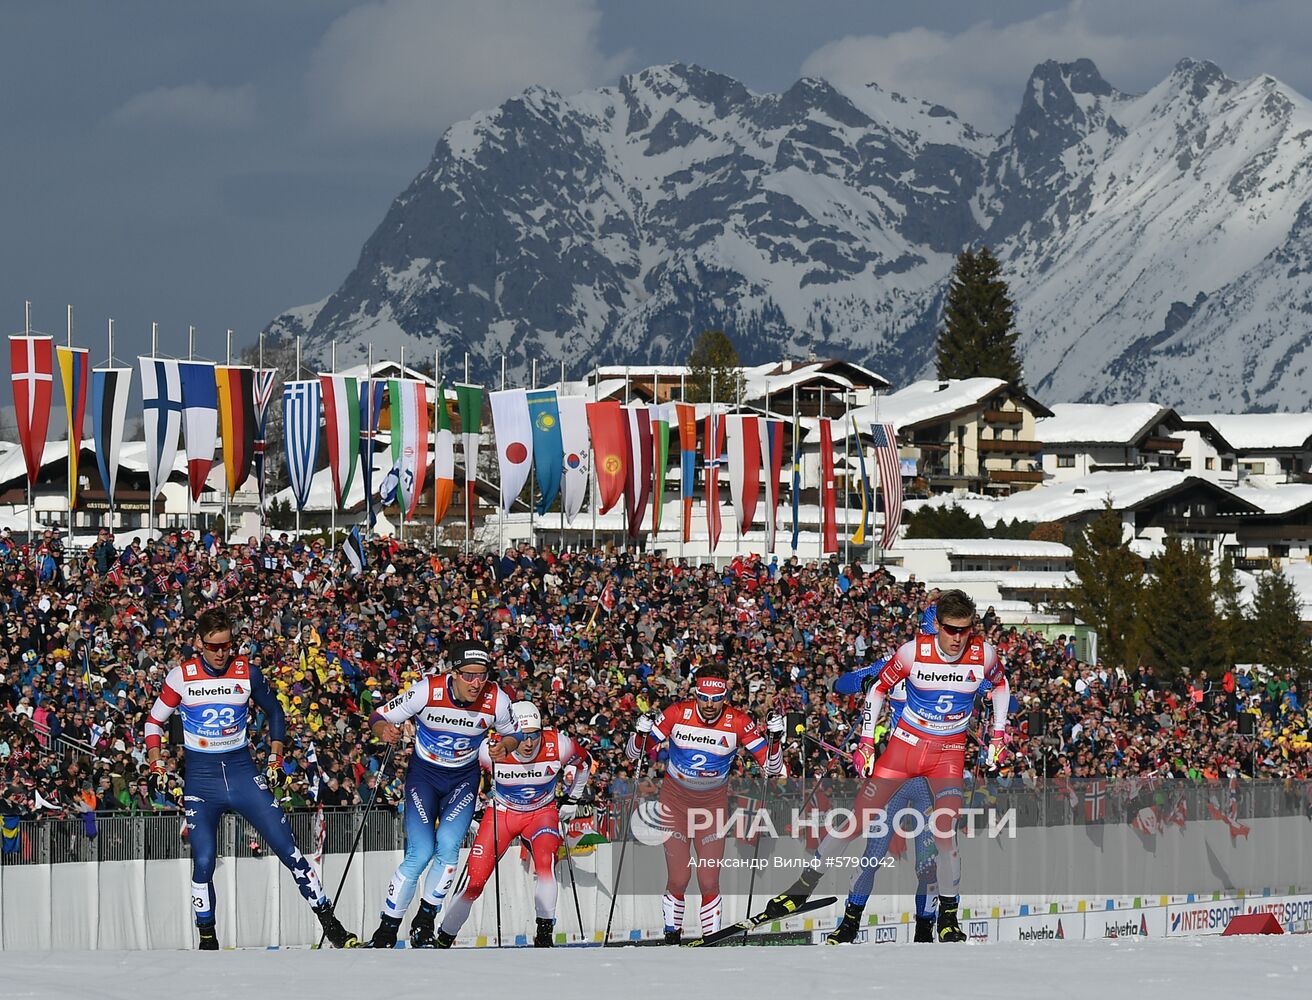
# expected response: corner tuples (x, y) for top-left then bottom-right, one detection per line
(5, 937), (1310, 1000)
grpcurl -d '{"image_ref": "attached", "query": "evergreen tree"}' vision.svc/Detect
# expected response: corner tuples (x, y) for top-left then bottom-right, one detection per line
(1214, 550), (1249, 665)
(935, 246), (1024, 383)
(684, 329), (741, 403)
(904, 504), (987, 539)
(1134, 536), (1226, 678)
(1066, 502), (1143, 669)
(1248, 567), (1310, 675)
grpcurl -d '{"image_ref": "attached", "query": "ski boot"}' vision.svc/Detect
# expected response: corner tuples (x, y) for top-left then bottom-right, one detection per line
(435, 929), (457, 950)
(936, 896), (966, 942)
(825, 901), (864, 944)
(408, 901), (439, 948)
(762, 865), (824, 920)
(366, 914), (402, 949)
(663, 927), (682, 946)
(534, 917), (555, 948)
(314, 901), (360, 948)
(197, 919), (219, 951)
(914, 915), (936, 943)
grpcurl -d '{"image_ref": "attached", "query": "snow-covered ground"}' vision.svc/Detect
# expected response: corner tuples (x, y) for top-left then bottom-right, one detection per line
(4, 936), (1308, 1000)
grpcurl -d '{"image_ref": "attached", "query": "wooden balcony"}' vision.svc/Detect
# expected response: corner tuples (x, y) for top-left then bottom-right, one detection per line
(1142, 436), (1183, 453)
(988, 469), (1045, 485)
(983, 409), (1024, 425)
(978, 438), (1043, 455)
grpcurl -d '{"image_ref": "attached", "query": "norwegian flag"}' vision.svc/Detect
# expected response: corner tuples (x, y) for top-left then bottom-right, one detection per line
(1207, 797), (1250, 840)
(870, 422), (903, 550)
(1165, 795), (1188, 829)
(600, 578), (617, 614)
(106, 564), (125, 588)
(1083, 780), (1106, 823)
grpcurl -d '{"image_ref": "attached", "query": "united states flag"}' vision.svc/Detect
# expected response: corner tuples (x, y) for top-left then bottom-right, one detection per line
(871, 422), (903, 550)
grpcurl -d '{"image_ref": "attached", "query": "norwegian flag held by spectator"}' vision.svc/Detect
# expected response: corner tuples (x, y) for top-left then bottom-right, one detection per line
(1083, 780), (1106, 823)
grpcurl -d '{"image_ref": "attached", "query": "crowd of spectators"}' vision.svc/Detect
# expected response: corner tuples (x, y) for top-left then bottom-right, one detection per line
(1, 523), (1309, 836)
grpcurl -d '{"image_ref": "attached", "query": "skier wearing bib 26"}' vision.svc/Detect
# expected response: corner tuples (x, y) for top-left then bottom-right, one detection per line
(366, 640), (519, 948)
(435, 700), (590, 948)
(626, 663), (786, 944)
(143, 608), (358, 950)
(768, 590), (1008, 943)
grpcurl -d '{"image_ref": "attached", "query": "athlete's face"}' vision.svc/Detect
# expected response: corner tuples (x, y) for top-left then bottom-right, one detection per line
(695, 691), (726, 723)
(936, 616), (973, 658)
(451, 666), (489, 702)
(199, 629), (233, 671)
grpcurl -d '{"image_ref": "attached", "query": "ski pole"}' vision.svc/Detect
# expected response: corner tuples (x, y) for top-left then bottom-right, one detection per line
(603, 730), (647, 946)
(741, 748), (779, 941)
(492, 798), (503, 948)
(319, 739), (397, 948)
(558, 811), (585, 938)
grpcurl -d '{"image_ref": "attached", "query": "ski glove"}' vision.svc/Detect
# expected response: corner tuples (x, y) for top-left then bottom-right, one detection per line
(986, 730), (1008, 770)
(635, 714), (654, 735)
(766, 714), (786, 741)
(852, 737), (877, 778)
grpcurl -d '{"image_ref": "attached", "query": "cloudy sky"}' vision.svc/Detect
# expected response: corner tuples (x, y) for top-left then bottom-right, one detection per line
(2, 0), (1308, 396)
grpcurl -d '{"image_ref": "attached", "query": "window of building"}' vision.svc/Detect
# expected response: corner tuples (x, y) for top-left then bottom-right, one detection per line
(1222, 458), (1234, 471)
(1205, 457), (1215, 470)
(1057, 454), (1076, 468)
(1239, 461), (1263, 475)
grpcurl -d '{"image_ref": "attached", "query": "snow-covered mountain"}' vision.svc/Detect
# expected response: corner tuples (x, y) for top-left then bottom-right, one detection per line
(266, 58), (1312, 409)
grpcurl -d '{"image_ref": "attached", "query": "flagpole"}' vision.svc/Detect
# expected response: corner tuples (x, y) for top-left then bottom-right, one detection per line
(464, 351), (471, 555)
(107, 318), (115, 536)
(295, 334), (302, 540)
(843, 388), (850, 567)
(365, 342), (374, 540)
(440, 343), (446, 545)
(679, 369), (686, 564)
(709, 371), (716, 567)
(330, 340), (337, 550)
(149, 321), (157, 541)
(734, 368), (742, 561)
(590, 369), (597, 553)
(530, 358), (537, 551)
(24, 302), (32, 564)
(187, 325), (195, 540)
(820, 387), (826, 560)
(764, 378), (770, 557)
(399, 345), (406, 547)
(66, 305), (74, 553)
(791, 382), (798, 555)
(558, 361), (565, 552)
(497, 355), (505, 559)
(222, 330), (232, 546)
(652, 370), (659, 548)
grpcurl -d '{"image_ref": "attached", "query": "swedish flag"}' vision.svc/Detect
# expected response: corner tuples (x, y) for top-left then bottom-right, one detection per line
(2, 816), (20, 855)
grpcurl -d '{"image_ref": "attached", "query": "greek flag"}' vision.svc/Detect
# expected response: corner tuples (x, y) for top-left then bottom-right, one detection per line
(282, 380), (322, 511)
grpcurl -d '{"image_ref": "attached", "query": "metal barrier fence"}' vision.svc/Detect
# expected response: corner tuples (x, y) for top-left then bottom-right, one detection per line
(2, 781), (1308, 867)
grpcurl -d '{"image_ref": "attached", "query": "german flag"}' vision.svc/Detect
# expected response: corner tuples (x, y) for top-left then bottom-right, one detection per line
(216, 366), (256, 496)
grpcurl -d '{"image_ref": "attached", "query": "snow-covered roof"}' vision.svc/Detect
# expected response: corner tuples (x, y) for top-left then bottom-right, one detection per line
(922, 570), (1076, 591)
(866, 377), (1008, 432)
(1228, 483), (1312, 515)
(1038, 403), (1172, 445)
(892, 538), (1072, 559)
(1180, 413), (1312, 451)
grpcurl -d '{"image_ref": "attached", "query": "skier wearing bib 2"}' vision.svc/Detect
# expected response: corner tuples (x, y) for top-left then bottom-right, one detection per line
(626, 664), (787, 944)
(143, 607), (358, 950)
(365, 640), (519, 948)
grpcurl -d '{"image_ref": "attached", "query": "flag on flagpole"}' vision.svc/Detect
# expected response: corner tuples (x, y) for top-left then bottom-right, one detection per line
(178, 361), (219, 502)
(490, 388), (534, 513)
(819, 417), (837, 553)
(389, 379), (429, 519)
(359, 378), (385, 529)
(455, 384), (484, 532)
(527, 389), (563, 515)
(704, 409), (725, 551)
(319, 374), (360, 510)
(623, 404), (652, 538)
(871, 422), (903, 550)
(650, 403), (671, 533)
(139, 357), (183, 503)
(433, 383), (456, 525)
(9, 335), (55, 488)
(216, 366), (257, 497)
(282, 380), (322, 512)
(760, 419), (784, 552)
(557, 396), (590, 524)
(850, 417), (871, 546)
(675, 403), (697, 544)
(91, 366), (131, 511)
(252, 367), (278, 511)
(585, 401), (626, 514)
(790, 389), (801, 552)
(56, 346), (89, 509)
(726, 415), (761, 536)
(342, 525), (366, 576)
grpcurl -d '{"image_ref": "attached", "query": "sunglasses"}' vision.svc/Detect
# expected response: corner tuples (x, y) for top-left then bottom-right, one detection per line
(202, 639), (233, 652)
(937, 621), (972, 637)
(695, 691), (726, 703)
(518, 730), (542, 742)
(454, 669), (489, 683)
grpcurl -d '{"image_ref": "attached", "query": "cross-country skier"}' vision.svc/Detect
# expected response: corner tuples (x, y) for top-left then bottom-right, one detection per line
(435, 700), (590, 948)
(143, 607), (358, 950)
(365, 639), (519, 948)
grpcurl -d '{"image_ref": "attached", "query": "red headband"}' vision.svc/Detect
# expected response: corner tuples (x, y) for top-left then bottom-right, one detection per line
(695, 676), (728, 697)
